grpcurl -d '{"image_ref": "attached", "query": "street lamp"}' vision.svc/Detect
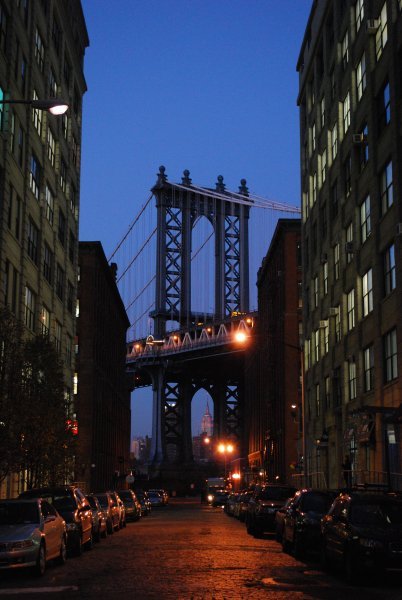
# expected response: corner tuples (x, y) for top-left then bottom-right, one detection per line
(217, 442), (234, 479)
(0, 97), (69, 115)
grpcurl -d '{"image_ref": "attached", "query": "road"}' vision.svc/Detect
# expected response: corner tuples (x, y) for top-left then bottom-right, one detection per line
(1, 498), (401, 599)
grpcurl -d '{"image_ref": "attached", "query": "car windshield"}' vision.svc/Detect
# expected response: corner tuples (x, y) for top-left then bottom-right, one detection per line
(301, 494), (333, 513)
(351, 501), (402, 526)
(259, 487), (295, 501)
(95, 495), (108, 508)
(52, 495), (75, 511)
(0, 502), (39, 525)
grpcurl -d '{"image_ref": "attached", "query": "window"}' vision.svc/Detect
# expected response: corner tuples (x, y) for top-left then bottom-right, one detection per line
(311, 123), (316, 153)
(69, 230), (75, 264)
(334, 243), (340, 280)
(34, 28), (44, 72)
(54, 320), (62, 354)
(320, 96), (325, 128)
(56, 264), (65, 300)
(43, 244), (53, 283)
(323, 321), (329, 354)
(343, 92), (351, 134)
(384, 244), (396, 295)
(378, 80), (390, 130)
(62, 114), (68, 139)
(0, 5), (7, 54)
(311, 172), (317, 204)
(320, 149), (327, 185)
(355, 0), (364, 32)
(313, 275), (318, 308)
(360, 195), (371, 243)
(67, 281), (74, 313)
(362, 268), (373, 316)
(58, 209), (66, 246)
(380, 161), (393, 214)
(376, 2), (388, 61)
(313, 330), (320, 364)
(363, 345), (374, 392)
(356, 52), (366, 100)
(27, 218), (39, 265)
(25, 286), (36, 331)
(347, 289), (355, 331)
(60, 157), (67, 193)
(348, 361), (357, 400)
(40, 306), (50, 335)
(359, 124), (369, 170)
(331, 123), (338, 160)
(344, 154), (351, 198)
(323, 261), (328, 295)
(47, 127), (55, 166)
(346, 222), (353, 264)
(49, 68), (57, 98)
(32, 90), (42, 136)
(384, 329), (397, 382)
(316, 383), (320, 417)
(341, 31), (349, 70)
(29, 153), (41, 199)
(45, 185), (54, 224)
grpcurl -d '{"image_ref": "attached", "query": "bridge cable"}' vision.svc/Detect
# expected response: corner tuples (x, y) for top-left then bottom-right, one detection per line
(108, 192), (154, 262)
(116, 227), (157, 284)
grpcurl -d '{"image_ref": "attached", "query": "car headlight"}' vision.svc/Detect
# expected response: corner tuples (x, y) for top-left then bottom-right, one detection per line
(9, 540), (35, 550)
(66, 522), (79, 531)
(207, 495), (214, 502)
(359, 538), (384, 550)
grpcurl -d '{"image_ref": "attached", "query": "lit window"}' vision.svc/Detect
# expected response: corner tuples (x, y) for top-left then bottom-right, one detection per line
(346, 222), (353, 264)
(356, 52), (366, 100)
(355, 0), (364, 32)
(24, 286), (36, 331)
(32, 90), (42, 136)
(341, 31), (349, 70)
(376, 2), (388, 61)
(363, 346), (374, 392)
(47, 128), (55, 167)
(320, 149), (327, 185)
(343, 92), (350, 134)
(45, 185), (54, 224)
(362, 268), (373, 316)
(347, 289), (355, 331)
(29, 153), (41, 200)
(40, 305), (50, 336)
(335, 306), (341, 342)
(331, 123), (338, 160)
(334, 243), (340, 281)
(323, 261), (328, 296)
(311, 123), (316, 153)
(348, 361), (357, 400)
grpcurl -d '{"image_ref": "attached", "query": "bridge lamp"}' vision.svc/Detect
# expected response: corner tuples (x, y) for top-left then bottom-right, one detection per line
(0, 97), (69, 115)
(234, 331), (247, 343)
(232, 473), (241, 480)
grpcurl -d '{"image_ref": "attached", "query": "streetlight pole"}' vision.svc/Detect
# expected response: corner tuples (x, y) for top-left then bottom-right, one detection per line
(0, 97), (69, 115)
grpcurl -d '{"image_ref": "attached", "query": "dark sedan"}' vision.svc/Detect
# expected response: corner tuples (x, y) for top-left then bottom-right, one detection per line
(282, 488), (336, 558)
(321, 491), (402, 582)
(246, 485), (296, 537)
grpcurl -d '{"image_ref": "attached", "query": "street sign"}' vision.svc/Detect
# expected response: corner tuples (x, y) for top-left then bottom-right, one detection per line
(126, 474), (135, 484)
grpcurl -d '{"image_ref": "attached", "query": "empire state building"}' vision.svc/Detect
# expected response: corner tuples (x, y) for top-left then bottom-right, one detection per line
(201, 402), (213, 437)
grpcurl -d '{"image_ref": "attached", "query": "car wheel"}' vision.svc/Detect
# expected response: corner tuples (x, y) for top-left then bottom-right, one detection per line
(57, 536), (67, 565)
(293, 531), (304, 559)
(33, 543), (46, 576)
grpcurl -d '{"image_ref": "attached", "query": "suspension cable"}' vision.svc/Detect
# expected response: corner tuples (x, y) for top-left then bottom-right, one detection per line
(116, 227), (157, 283)
(108, 192), (154, 262)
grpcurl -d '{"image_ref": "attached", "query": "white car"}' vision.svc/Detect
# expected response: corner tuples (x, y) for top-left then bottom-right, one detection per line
(0, 498), (67, 576)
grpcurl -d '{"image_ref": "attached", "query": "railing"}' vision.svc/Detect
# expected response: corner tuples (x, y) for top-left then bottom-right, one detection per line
(291, 471), (327, 489)
(291, 470), (402, 492)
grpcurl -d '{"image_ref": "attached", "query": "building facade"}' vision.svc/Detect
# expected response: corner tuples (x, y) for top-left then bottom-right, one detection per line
(0, 0), (88, 496)
(298, 0), (402, 489)
(245, 219), (302, 485)
(77, 242), (131, 492)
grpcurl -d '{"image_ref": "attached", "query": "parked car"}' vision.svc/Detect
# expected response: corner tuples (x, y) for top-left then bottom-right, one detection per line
(94, 492), (120, 534)
(321, 491), (402, 582)
(282, 488), (336, 558)
(147, 490), (164, 507)
(136, 490), (151, 516)
(148, 489), (168, 505)
(117, 490), (142, 522)
(225, 492), (240, 516)
(236, 491), (254, 522)
(19, 486), (93, 556)
(211, 490), (229, 507)
(274, 497), (294, 542)
(0, 498), (67, 576)
(109, 492), (126, 528)
(86, 494), (107, 541)
(246, 485), (296, 537)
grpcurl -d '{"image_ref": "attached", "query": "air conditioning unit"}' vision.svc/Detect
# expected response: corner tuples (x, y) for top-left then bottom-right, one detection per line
(319, 320), (329, 328)
(352, 133), (364, 144)
(329, 307), (339, 317)
(396, 223), (402, 236)
(320, 253), (328, 264)
(366, 19), (379, 33)
(345, 241), (354, 254)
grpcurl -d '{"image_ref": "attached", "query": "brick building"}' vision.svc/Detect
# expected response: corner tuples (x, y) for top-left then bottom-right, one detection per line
(77, 242), (131, 491)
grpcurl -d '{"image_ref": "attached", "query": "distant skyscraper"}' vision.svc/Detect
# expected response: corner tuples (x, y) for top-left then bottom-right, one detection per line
(201, 402), (213, 437)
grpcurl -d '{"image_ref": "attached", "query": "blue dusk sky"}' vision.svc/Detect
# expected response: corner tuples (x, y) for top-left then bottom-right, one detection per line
(79, 0), (313, 439)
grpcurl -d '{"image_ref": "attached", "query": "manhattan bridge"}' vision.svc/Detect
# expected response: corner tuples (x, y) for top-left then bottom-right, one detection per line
(110, 166), (300, 482)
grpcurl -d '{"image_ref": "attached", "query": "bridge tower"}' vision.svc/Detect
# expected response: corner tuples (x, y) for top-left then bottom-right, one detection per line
(146, 167), (251, 477)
